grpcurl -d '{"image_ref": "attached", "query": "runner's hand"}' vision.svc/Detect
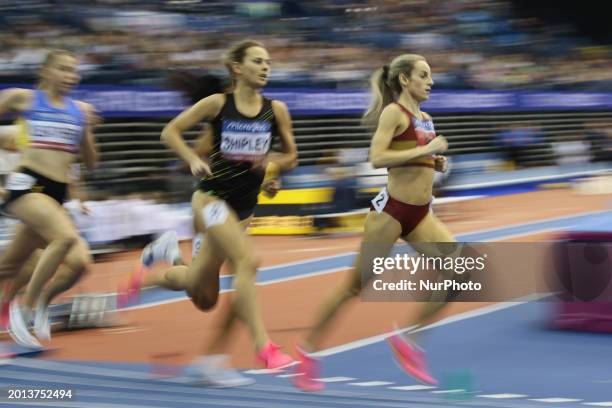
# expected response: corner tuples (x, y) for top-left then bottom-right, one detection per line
(261, 179), (281, 198)
(434, 155), (448, 173)
(189, 157), (211, 176)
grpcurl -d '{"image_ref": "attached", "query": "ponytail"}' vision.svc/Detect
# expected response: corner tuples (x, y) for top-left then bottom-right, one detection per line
(362, 66), (394, 128)
(362, 54), (426, 128)
(167, 71), (224, 103)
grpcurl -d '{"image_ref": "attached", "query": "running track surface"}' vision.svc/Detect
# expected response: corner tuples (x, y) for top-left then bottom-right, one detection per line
(1, 188), (612, 407)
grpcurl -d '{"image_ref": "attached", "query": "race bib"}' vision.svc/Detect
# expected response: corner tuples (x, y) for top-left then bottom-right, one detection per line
(5, 172), (36, 190)
(371, 187), (389, 213)
(202, 201), (229, 228)
(192, 233), (204, 259)
(220, 119), (271, 161)
(28, 120), (83, 147)
(413, 117), (436, 146)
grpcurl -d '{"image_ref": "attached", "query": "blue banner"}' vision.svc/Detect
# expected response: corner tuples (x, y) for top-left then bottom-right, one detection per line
(2, 85), (612, 116)
(0, 84), (188, 118)
(71, 88), (187, 117)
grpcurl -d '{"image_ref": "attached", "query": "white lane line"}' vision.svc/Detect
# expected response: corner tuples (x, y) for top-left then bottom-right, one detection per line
(478, 394), (528, 399)
(451, 209), (609, 237)
(314, 293), (550, 357)
(411, 293), (550, 334)
(312, 330), (406, 358)
(276, 373), (303, 378)
(431, 389), (466, 394)
(583, 403), (612, 407)
(259, 267), (349, 286)
(243, 369), (283, 375)
(349, 381), (394, 387)
(101, 327), (145, 335)
(252, 251), (357, 271)
(447, 172), (612, 190)
(316, 377), (356, 383)
(388, 385), (437, 391)
(528, 398), (583, 403)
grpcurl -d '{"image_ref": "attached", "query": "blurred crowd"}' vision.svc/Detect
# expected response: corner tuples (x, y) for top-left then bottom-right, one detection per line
(1, 0), (611, 90)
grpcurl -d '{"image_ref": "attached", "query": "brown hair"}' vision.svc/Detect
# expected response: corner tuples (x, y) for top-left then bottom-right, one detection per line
(362, 54), (426, 127)
(167, 71), (225, 103)
(223, 39), (264, 88)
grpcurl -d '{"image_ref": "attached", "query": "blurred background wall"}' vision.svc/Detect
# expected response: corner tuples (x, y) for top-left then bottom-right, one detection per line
(1, 0), (611, 243)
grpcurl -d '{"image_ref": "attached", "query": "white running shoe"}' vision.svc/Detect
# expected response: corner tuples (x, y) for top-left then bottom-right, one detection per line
(8, 302), (41, 349)
(141, 231), (181, 268)
(184, 355), (255, 388)
(33, 303), (51, 342)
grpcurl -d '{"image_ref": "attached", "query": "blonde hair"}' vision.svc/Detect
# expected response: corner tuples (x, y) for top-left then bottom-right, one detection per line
(362, 54), (426, 127)
(223, 39), (265, 89)
(42, 49), (75, 68)
(39, 49), (76, 88)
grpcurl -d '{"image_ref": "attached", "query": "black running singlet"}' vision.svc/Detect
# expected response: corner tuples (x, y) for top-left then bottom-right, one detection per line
(199, 93), (278, 217)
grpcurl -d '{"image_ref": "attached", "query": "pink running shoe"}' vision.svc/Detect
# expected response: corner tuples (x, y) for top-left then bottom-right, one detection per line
(293, 345), (324, 392)
(387, 329), (438, 385)
(256, 341), (294, 370)
(117, 265), (147, 309)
